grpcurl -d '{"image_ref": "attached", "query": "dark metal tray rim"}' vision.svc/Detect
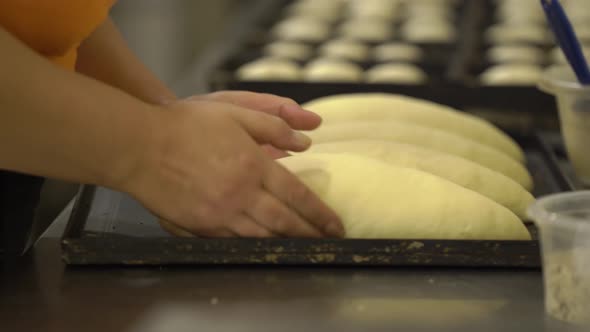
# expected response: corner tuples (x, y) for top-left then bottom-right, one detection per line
(60, 134), (571, 268)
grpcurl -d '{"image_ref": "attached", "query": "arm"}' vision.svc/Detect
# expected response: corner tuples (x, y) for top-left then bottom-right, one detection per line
(0, 27), (342, 238)
(75, 18), (177, 105)
(0, 26), (156, 187)
(75, 19), (323, 158)
(75, 20), (322, 135)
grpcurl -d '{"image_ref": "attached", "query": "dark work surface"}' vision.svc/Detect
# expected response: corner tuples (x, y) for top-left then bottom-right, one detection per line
(1, 238), (586, 332)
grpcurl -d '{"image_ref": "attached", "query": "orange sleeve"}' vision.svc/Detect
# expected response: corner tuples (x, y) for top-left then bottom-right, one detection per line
(0, 0), (116, 70)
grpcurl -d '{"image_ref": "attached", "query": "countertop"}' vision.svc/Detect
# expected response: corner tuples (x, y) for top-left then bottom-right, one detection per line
(3, 237), (580, 332)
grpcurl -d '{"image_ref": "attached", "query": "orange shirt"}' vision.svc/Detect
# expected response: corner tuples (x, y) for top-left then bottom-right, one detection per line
(0, 0), (116, 70)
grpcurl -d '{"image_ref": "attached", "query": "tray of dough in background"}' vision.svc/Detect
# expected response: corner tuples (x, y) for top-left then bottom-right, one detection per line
(208, 0), (561, 131)
(61, 133), (574, 268)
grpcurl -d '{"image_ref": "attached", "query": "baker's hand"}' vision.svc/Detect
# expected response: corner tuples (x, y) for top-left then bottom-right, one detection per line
(125, 99), (343, 238)
(193, 91), (322, 159)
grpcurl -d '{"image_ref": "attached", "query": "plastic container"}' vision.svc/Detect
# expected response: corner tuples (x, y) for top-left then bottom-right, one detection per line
(539, 65), (590, 187)
(528, 191), (590, 326)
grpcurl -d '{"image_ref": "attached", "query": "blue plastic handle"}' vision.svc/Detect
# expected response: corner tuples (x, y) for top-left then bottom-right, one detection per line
(541, 0), (590, 85)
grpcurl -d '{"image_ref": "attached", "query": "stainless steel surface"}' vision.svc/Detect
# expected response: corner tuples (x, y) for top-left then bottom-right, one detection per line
(21, 187), (578, 332)
(1, 238), (583, 332)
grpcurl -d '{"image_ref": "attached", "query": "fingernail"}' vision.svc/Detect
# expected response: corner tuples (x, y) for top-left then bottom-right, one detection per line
(284, 104), (320, 117)
(283, 103), (306, 113)
(326, 222), (346, 238)
(292, 131), (312, 148)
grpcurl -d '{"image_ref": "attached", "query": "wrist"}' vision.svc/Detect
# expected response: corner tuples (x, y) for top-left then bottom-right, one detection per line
(100, 104), (164, 194)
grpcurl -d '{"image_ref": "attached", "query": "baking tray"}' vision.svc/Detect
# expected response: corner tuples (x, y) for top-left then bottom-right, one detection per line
(208, 0), (558, 118)
(61, 134), (574, 268)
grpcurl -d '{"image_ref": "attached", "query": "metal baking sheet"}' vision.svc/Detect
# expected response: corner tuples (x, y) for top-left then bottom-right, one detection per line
(208, 0), (557, 117)
(61, 134), (573, 268)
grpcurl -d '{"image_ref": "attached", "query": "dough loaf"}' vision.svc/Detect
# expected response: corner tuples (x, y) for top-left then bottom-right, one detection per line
(279, 153), (531, 240)
(302, 93), (524, 162)
(305, 121), (532, 189)
(306, 140), (534, 219)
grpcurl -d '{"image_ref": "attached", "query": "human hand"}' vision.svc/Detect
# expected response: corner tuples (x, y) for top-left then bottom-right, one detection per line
(125, 99), (343, 238)
(193, 91), (322, 159)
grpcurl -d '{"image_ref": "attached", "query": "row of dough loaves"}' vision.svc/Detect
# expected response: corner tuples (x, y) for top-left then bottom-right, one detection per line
(278, 93), (533, 240)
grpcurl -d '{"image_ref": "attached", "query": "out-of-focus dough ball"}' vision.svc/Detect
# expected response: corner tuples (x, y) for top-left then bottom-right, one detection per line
(264, 41), (313, 61)
(485, 24), (550, 44)
(285, 0), (344, 22)
(303, 58), (364, 82)
(405, 3), (455, 21)
(236, 58), (302, 81)
(496, 0), (545, 24)
(272, 17), (331, 42)
(411, 0), (459, 6)
(339, 19), (393, 42)
(480, 64), (543, 86)
(319, 39), (370, 62)
(374, 43), (424, 62)
(347, 0), (402, 21)
(573, 25), (590, 44)
(402, 20), (456, 43)
(486, 45), (546, 64)
(561, 0), (590, 25)
(365, 63), (428, 84)
(551, 46), (590, 64)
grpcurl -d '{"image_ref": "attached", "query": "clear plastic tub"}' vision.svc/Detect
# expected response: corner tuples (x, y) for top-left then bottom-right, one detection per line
(528, 191), (590, 326)
(539, 66), (590, 187)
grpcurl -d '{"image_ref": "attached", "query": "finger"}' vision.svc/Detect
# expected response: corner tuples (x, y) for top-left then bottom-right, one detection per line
(276, 103), (322, 131)
(227, 213), (280, 238)
(262, 163), (345, 238)
(201, 91), (322, 130)
(246, 190), (324, 238)
(261, 145), (291, 159)
(229, 108), (312, 152)
(158, 219), (235, 238)
(159, 219), (195, 237)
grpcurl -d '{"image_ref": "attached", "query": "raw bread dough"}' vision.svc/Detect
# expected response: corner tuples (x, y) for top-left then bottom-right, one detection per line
(279, 153), (531, 240)
(302, 93), (524, 162)
(306, 140), (534, 219)
(339, 20), (393, 42)
(485, 24), (550, 44)
(365, 63), (428, 84)
(319, 39), (370, 62)
(306, 122), (532, 189)
(374, 43), (424, 62)
(487, 45), (546, 64)
(286, 0), (344, 20)
(236, 58), (301, 81)
(303, 58), (364, 82)
(272, 18), (331, 42)
(496, 0), (545, 24)
(284, 2), (343, 23)
(264, 41), (313, 61)
(406, 5), (455, 22)
(571, 25), (590, 43)
(402, 20), (456, 43)
(552, 46), (590, 64)
(480, 64), (543, 86)
(347, 0), (402, 20)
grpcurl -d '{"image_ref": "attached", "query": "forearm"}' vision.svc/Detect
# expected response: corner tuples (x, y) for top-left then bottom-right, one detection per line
(0, 27), (156, 189)
(76, 19), (176, 105)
